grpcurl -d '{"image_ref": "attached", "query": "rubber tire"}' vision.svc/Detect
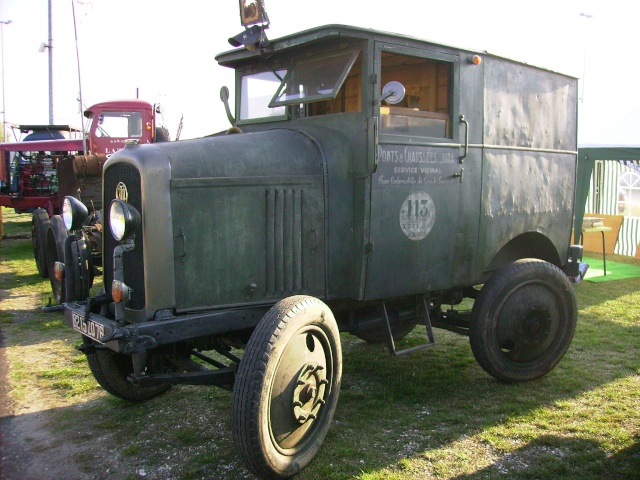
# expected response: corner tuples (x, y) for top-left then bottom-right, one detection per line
(233, 296), (342, 480)
(155, 126), (170, 142)
(86, 349), (171, 402)
(469, 259), (577, 382)
(67, 236), (93, 302)
(45, 215), (68, 304)
(31, 208), (50, 278)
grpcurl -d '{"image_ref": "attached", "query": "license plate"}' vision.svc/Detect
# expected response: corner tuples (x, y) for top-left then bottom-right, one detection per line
(71, 311), (107, 343)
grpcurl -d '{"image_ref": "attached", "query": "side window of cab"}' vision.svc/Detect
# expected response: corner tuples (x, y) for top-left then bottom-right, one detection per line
(379, 51), (453, 139)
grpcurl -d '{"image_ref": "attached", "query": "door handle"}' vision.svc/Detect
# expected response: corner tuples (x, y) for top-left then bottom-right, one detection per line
(459, 115), (469, 163)
(372, 117), (379, 174)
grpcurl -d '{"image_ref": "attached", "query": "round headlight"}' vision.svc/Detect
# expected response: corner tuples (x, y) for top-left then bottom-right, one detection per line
(109, 199), (141, 241)
(62, 196), (89, 231)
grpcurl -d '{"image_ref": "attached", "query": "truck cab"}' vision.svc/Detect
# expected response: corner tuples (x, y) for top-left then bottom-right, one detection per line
(0, 99), (161, 215)
(83, 99), (163, 156)
(61, 25), (585, 480)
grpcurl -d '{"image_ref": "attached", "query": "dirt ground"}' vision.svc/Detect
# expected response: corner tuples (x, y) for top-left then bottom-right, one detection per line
(0, 246), (250, 480)
(0, 270), (90, 479)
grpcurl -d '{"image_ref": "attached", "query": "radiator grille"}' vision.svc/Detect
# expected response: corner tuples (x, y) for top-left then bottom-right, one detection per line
(103, 163), (145, 310)
(265, 188), (304, 295)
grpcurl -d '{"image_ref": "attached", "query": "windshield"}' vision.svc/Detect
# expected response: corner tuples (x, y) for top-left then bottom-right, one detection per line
(238, 48), (361, 122)
(94, 111), (143, 138)
(269, 49), (359, 108)
(240, 70), (287, 121)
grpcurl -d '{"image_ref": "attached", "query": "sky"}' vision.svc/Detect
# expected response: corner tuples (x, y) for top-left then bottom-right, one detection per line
(0, 0), (639, 144)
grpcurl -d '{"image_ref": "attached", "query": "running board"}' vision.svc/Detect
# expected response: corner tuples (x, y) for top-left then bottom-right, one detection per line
(382, 296), (435, 356)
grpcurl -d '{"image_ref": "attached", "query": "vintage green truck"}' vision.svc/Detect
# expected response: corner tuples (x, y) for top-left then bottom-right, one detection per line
(60, 23), (586, 479)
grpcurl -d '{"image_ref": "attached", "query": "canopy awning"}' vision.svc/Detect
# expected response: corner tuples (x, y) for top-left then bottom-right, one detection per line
(575, 146), (640, 243)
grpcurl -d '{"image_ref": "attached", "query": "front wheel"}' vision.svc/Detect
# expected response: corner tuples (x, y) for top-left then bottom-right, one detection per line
(469, 259), (577, 382)
(86, 348), (171, 402)
(233, 296), (342, 479)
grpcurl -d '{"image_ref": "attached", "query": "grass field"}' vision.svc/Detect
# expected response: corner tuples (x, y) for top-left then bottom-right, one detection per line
(1, 206), (639, 479)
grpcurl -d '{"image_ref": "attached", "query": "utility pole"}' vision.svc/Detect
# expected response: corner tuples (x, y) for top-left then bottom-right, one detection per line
(39, 1), (54, 123)
(0, 19), (10, 239)
(0, 19), (11, 142)
(48, 0), (53, 124)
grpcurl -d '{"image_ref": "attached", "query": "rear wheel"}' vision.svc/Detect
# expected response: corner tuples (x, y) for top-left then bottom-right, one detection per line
(469, 259), (577, 382)
(31, 208), (50, 278)
(86, 349), (171, 402)
(233, 296), (342, 479)
(46, 215), (68, 304)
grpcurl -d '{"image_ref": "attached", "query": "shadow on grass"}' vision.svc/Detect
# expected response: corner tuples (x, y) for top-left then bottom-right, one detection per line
(301, 278), (640, 479)
(451, 434), (640, 479)
(1, 306), (638, 480)
(0, 213), (32, 238)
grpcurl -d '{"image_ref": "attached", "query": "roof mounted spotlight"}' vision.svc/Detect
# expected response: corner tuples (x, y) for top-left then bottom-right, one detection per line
(228, 24), (269, 50)
(229, 0), (270, 53)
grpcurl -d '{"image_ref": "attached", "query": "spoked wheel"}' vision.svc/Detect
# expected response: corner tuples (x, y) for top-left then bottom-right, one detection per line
(233, 296), (342, 479)
(31, 208), (50, 278)
(86, 348), (171, 402)
(470, 259), (577, 382)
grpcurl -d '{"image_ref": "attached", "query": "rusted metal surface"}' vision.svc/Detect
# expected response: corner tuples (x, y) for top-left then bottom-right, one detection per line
(72, 154), (108, 177)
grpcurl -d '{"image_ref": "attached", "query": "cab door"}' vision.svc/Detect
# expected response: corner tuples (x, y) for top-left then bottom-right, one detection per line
(365, 42), (464, 299)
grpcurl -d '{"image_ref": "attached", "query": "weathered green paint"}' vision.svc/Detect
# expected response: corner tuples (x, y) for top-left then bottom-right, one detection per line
(168, 130), (326, 310)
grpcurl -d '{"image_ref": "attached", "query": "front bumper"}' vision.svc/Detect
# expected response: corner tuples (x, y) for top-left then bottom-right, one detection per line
(63, 300), (270, 354)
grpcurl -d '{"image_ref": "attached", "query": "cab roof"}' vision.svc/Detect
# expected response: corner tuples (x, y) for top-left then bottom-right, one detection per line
(215, 23), (574, 78)
(84, 99), (154, 117)
(215, 24), (482, 67)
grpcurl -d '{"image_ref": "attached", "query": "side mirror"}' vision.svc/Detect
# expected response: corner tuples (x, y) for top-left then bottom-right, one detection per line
(220, 86), (236, 127)
(375, 81), (406, 106)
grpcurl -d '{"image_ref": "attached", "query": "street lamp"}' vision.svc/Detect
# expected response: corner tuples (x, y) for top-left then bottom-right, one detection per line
(579, 12), (593, 103)
(37, 0), (53, 124)
(0, 19), (11, 142)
